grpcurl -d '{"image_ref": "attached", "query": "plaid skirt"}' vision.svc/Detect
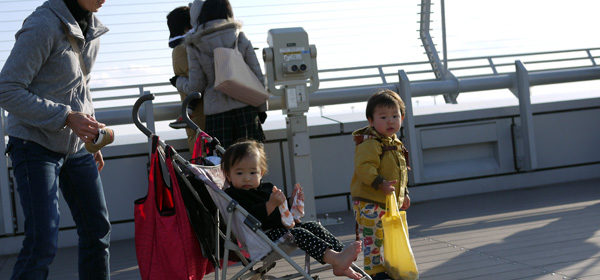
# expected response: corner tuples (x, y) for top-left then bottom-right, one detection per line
(205, 106), (265, 149)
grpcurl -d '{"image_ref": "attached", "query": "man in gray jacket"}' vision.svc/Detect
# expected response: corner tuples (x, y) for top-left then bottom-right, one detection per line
(0, 0), (111, 279)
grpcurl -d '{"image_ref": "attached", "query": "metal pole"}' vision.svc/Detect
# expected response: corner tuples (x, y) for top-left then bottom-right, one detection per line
(0, 108), (15, 235)
(514, 61), (537, 171)
(441, 0), (448, 71)
(284, 85), (317, 221)
(397, 71), (421, 185)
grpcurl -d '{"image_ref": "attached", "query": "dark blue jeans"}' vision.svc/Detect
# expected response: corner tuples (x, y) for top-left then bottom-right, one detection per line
(7, 137), (111, 280)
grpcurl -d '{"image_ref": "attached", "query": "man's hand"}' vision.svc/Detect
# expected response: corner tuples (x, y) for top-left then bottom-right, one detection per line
(65, 111), (105, 143)
(94, 150), (105, 172)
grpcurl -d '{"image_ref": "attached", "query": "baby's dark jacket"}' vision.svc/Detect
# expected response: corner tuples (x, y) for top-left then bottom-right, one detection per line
(225, 182), (284, 230)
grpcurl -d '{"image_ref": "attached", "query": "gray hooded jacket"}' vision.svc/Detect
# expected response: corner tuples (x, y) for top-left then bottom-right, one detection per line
(176, 19), (266, 115)
(0, 0), (108, 154)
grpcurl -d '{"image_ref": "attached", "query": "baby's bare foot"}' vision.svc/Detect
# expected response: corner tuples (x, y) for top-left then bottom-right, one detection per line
(335, 267), (362, 280)
(331, 241), (362, 279)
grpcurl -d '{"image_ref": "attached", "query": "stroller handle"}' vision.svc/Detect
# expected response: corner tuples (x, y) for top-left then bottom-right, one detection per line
(182, 93), (226, 155)
(132, 93), (155, 137)
(182, 93), (201, 132)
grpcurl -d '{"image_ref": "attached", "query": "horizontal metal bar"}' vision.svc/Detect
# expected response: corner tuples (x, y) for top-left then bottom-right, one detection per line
(318, 60), (429, 73)
(319, 74), (388, 83)
(321, 69), (438, 84)
(96, 101), (179, 125)
(96, 66), (600, 125)
(92, 90), (178, 102)
(446, 47), (600, 62)
(308, 85), (396, 107)
(521, 56), (593, 65)
(91, 82), (168, 92)
(529, 67), (600, 86)
(89, 47), (600, 125)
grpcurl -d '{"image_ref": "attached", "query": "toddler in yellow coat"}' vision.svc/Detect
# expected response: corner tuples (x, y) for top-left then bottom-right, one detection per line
(351, 89), (411, 280)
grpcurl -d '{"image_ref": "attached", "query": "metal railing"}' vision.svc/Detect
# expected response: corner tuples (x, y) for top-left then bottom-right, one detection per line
(91, 47), (600, 126)
(89, 47), (600, 186)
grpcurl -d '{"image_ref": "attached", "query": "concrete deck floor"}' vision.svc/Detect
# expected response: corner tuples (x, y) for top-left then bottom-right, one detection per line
(1, 177), (599, 279)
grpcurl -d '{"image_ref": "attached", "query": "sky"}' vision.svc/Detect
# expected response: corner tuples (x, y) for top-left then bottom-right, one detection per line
(1, 0), (419, 87)
(1, 0), (599, 112)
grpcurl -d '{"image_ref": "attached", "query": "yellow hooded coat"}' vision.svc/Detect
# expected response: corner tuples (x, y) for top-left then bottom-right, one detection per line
(351, 126), (408, 208)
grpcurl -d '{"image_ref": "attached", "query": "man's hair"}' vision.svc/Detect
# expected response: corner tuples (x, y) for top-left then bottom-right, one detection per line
(365, 89), (406, 120)
(221, 139), (268, 176)
(167, 6), (191, 38)
(197, 0), (234, 26)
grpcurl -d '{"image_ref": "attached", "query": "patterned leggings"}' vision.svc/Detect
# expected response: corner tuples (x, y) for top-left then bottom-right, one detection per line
(353, 201), (386, 276)
(265, 221), (344, 264)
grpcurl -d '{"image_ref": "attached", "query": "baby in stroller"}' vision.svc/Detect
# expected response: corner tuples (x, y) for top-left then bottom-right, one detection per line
(222, 139), (364, 280)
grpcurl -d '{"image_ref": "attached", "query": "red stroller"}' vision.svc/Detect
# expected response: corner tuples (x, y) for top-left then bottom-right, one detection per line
(132, 94), (228, 280)
(132, 93), (370, 280)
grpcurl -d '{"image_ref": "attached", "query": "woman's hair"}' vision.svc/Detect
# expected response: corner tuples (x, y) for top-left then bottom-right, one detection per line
(365, 89), (406, 120)
(221, 139), (268, 176)
(166, 6), (191, 38)
(197, 0), (234, 26)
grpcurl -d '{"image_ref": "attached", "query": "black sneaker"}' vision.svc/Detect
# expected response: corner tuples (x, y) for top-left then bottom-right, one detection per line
(169, 115), (188, 129)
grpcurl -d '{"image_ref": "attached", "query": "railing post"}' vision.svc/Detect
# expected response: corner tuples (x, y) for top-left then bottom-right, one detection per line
(586, 49), (597, 66)
(398, 70), (421, 185)
(512, 60), (538, 171)
(0, 108), (15, 235)
(420, 0), (459, 104)
(378, 66), (388, 84)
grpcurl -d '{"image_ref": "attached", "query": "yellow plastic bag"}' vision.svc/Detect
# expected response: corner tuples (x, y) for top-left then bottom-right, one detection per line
(382, 192), (419, 280)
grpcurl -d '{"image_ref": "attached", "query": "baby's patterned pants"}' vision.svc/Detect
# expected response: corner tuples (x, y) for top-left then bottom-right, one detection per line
(353, 201), (386, 276)
(266, 221), (344, 264)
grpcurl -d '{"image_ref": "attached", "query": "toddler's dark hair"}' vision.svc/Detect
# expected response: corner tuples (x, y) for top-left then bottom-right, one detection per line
(167, 6), (191, 38)
(221, 139), (268, 176)
(365, 89), (406, 121)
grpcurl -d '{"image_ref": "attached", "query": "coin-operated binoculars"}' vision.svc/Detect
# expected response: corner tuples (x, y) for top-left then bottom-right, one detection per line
(263, 27), (319, 221)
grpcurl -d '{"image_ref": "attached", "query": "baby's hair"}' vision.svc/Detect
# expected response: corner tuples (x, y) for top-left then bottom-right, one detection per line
(166, 6), (191, 39)
(221, 139), (268, 176)
(365, 89), (406, 121)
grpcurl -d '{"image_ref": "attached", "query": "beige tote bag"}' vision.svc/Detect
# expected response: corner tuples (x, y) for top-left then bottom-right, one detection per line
(214, 34), (269, 107)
